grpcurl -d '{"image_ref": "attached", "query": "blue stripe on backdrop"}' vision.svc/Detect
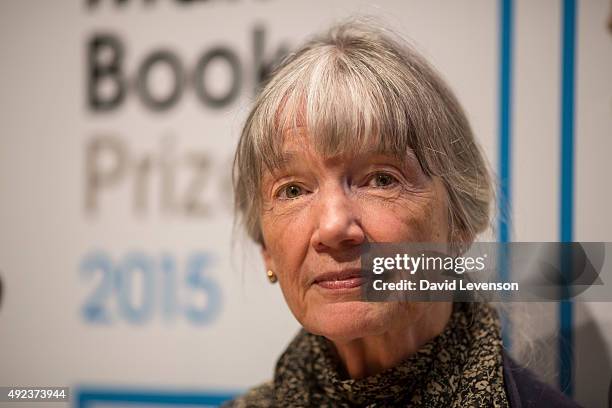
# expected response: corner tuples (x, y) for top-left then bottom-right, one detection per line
(559, 0), (577, 397)
(76, 387), (238, 408)
(498, 0), (513, 250)
(498, 0), (514, 349)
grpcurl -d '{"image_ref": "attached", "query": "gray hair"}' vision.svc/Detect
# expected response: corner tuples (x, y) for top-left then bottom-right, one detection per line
(233, 19), (493, 246)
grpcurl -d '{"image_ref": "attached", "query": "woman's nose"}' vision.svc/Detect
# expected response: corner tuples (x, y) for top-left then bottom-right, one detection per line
(311, 186), (365, 252)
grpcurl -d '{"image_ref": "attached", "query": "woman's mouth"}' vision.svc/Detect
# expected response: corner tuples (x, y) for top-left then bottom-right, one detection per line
(313, 269), (364, 290)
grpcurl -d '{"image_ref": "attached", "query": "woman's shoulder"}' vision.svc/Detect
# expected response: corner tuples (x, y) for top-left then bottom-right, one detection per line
(220, 380), (275, 408)
(502, 351), (583, 408)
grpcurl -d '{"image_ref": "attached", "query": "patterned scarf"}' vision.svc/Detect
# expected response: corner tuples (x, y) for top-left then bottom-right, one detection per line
(228, 302), (509, 407)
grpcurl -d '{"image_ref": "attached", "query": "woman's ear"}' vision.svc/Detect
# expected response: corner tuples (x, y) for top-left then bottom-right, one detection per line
(260, 241), (277, 274)
(454, 230), (475, 256)
(448, 223), (474, 256)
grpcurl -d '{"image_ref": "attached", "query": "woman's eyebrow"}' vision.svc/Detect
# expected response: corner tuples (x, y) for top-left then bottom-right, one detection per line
(270, 150), (301, 171)
(352, 147), (417, 166)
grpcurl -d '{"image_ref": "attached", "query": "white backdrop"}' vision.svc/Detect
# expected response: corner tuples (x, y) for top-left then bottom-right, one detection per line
(0, 1), (610, 407)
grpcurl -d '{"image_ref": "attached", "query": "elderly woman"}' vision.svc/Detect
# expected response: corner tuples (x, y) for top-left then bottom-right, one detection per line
(226, 21), (579, 407)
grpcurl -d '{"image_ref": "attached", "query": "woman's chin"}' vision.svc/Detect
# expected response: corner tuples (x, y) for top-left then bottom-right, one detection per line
(302, 301), (396, 342)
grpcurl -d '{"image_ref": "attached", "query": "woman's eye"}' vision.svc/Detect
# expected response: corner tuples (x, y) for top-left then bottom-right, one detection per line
(278, 184), (304, 199)
(368, 172), (398, 188)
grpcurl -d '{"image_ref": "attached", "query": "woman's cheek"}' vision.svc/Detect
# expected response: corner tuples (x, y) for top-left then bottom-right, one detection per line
(359, 193), (439, 242)
(264, 206), (311, 282)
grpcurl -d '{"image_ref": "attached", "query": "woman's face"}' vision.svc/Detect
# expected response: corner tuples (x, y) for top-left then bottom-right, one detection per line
(259, 128), (451, 342)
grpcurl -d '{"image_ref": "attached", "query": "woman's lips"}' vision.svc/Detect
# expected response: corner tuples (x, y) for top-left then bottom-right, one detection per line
(313, 270), (364, 290)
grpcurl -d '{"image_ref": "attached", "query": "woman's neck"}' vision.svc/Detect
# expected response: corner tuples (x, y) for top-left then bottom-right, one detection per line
(331, 302), (453, 379)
